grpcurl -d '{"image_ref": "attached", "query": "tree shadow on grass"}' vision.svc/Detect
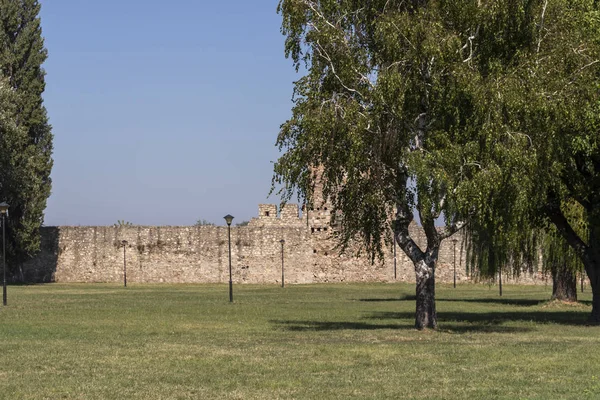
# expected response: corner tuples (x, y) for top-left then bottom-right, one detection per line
(436, 324), (533, 334)
(439, 298), (545, 306)
(368, 310), (592, 327)
(440, 298), (594, 307)
(272, 306), (594, 333)
(358, 297), (411, 303)
(358, 296), (582, 307)
(271, 320), (413, 331)
(271, 319), (533, 333)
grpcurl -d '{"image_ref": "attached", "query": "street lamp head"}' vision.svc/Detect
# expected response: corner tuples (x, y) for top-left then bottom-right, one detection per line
(452, 238), (458, 244)
(121, 240), (128, 246)
(0, 202), (9, 215)
(280, 239), (285, 244)
(223, 214), (234, 226)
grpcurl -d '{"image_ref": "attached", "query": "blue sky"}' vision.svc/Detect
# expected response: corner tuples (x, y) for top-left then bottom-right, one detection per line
(40, 1), (298, 226)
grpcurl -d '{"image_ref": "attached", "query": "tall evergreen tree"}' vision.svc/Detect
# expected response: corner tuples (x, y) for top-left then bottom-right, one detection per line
(0, 0), (53, 273)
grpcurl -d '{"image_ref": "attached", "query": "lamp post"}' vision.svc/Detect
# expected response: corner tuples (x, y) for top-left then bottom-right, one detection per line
(392, 221), (397, 280)
(452, 238), (458, 289)
(393, 236), (397, 280)
(280, 239), (285, 288)
(0, 202), (8, 306)
(499, 267), (503, 297)
(224, 215), (234, 302)
(121, 240), (128, 287)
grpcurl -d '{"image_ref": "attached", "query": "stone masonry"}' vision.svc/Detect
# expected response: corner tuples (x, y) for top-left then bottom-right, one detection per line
(20, 203), (545, 285)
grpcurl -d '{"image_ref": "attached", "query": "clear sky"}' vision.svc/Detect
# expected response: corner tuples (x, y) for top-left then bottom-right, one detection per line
(40, 0), (298, 227)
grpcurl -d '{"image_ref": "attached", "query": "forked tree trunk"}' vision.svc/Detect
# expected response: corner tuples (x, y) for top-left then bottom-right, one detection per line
(393, 183), (459, 330)
(551, 262), (577, 302)
(414, 260), (437, 330)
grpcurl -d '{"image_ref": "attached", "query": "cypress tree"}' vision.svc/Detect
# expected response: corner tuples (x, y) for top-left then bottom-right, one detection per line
(0, 0), (53, 276)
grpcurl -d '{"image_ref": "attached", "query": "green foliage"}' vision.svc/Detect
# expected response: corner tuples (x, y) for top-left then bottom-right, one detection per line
(113, 220), (134, 228)
(195, 219), (215, 227)
(275, 0), (498, 259)
(275, 1), (563, 269)
(235, 220), (250, 227)
(0, 0), (53, 270)
(274, 0), (600, 324)
(274, 1), (600, 316)
(459, 1), (600, 283)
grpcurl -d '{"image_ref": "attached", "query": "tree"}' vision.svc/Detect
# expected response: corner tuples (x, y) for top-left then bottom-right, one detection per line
(457, 0), (600, 322)
(114, 220), (134, 228)
(0, 0), (53, 274)
(195, 219), (215, 227)
(274, 0), (512, 329)
(0, 81), (34, 237)
(536, 3), (600, 323)
(275, 0), (600, 328)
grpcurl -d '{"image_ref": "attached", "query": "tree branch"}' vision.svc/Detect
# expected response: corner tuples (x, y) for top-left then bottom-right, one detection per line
(536, 0), (548, 55)
(561, 176), (592, 211)
(546, 194), (591, 268)
(394, 172), (425, 265)
(432, 195), (446, 220)
(440, 221), (466, 240)
(305, 1), (376, 93)
(314, 40), (365, 98)
(419, 209), (440, 250)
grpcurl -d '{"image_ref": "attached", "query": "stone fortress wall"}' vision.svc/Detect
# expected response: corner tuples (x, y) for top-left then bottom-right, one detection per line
(21, 201), (546, 285)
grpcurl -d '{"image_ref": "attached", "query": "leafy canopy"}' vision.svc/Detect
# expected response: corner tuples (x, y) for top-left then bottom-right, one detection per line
(274, 0), (538, 260)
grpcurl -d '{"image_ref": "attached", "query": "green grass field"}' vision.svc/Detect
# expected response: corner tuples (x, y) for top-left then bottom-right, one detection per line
(0, 283), (598, 399)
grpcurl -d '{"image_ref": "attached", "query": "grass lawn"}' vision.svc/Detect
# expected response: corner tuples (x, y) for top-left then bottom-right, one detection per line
(0, 282), (598, 399)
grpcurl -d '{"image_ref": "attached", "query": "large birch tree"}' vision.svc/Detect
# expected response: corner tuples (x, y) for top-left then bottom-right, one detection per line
(274, 0), (532, 329)
(275, 0), (600, 327)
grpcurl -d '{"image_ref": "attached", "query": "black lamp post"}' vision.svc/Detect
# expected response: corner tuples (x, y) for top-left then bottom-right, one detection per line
(224, 214), (234, 302)
(393, 237), (397, 280)
(121, 240), (128, 287)
(0, 202), (8, 306)
(452, 238), (458, 289)
(392, 221), (397, 280)
(280, 239), (285, 288)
